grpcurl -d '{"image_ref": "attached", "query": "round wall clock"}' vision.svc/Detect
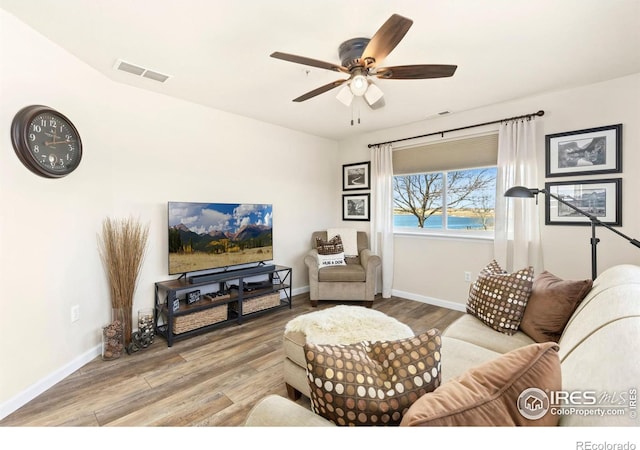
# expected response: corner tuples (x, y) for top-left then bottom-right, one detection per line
(11, 105), (83, 178)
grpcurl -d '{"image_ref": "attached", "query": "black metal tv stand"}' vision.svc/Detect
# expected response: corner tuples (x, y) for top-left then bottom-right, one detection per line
(154, 265), (291, 347)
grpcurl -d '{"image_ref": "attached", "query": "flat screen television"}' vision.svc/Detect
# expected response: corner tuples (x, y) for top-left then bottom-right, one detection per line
(168, 202), (273, 276)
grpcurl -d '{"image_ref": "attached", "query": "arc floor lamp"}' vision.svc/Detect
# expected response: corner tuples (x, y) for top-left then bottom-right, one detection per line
(505, 186), (640, 280)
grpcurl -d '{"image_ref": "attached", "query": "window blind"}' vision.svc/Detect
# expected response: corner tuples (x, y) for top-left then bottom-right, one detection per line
(392, 133), (498, 174)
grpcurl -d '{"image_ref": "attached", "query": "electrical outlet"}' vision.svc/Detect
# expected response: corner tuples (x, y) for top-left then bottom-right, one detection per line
(464, 271), (472, 283)
(71, 305), (80, 322)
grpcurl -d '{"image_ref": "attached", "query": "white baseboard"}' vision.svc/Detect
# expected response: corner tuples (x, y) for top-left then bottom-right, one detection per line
(298, 284), (465, 312)
(0, 344), (101, 421)
(292, 285), (309, 296)
(391, 289), (467, 313)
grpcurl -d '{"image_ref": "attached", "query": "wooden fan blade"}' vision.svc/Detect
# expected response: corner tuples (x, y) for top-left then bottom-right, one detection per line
(271, 52), (348, 73)
(376, 64), (458, 80)
(293, 79), (348, 102)
(360, 14), (413, 67)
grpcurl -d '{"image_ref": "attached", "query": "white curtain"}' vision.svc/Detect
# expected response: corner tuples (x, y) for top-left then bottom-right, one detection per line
(494, 119), (543, 273)
(370, 143), (394, 298)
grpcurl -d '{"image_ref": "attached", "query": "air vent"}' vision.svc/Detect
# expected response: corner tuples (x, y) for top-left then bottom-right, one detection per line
(113, 59), (170, 83)
(142, 70), (170, 83)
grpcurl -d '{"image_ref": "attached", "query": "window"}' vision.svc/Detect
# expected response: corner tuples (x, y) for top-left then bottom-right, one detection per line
(391, 133), (498, 237)
(393, 167), (497, 234)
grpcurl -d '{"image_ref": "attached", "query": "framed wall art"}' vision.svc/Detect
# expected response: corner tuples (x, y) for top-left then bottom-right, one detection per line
(545, 124), (622, 177)
(343, 193), (370, 221)
(342, 161), (370, 191)
(545, 178), (621, 226)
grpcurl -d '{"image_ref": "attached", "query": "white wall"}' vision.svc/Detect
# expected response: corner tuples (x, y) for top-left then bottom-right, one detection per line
(0, 10), (339, 418)
(340, 73), (640, 309)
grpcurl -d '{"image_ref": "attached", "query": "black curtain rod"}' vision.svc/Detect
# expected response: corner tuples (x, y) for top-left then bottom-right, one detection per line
(367, 110), (545, 148)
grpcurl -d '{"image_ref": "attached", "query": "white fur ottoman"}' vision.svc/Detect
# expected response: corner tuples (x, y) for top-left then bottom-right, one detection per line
(283, 305), (414, 399)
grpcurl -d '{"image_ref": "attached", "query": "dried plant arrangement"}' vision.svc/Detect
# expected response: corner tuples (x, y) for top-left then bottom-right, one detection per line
(98, 217), (149, 346)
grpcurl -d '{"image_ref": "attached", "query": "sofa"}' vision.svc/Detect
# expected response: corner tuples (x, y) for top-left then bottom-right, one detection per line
(245, 264), (640, 426)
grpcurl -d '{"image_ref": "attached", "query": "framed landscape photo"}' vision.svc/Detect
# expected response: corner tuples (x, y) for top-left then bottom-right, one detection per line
(545, 124), (622, 177)
(545, 178), (621, 226)
(343, 193), (370, 221)
(342, 161), (370, 190)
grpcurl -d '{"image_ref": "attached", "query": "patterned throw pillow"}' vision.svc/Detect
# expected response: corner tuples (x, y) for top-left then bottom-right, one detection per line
(316, 235), (344, 255)
(316, 235), (346, 267)
(317, 252), (347, 268)
(304, 329), (442, 426)
(466, 260), (534, 335)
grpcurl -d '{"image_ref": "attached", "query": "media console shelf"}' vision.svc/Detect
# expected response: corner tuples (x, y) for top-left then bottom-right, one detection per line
(154, 265), (292, 347)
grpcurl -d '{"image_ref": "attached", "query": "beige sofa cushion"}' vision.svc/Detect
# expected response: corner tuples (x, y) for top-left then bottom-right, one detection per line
(558, 282), (640, 362)
(558, 316), (640, 426)
(245, 395), (334, 427)
(442, 314), (535, 355)
(440, 336), (502, 382)
(318, 263), (366, 282)
(284, 330), (307, 367)
(400, 342), (561, 426)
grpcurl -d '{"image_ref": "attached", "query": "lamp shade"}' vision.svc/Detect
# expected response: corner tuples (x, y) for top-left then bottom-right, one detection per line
(349, 74), (368, 96)
(364, 82), (384, 106)
(504, 186), (538, 198)
(336, 84), (354, 106)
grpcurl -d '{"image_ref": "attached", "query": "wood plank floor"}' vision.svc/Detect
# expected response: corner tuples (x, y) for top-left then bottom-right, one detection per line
(0, 294), (463, 427)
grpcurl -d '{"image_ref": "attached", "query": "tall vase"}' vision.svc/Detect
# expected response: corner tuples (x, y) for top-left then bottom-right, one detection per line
(102, 308), (125, 360)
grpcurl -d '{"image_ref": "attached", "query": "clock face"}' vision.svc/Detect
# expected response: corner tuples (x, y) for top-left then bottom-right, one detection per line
(11, 105), (83, 178)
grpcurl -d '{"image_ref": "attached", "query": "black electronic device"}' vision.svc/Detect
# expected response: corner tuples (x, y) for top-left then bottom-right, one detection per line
(187, 264), (276, 284)
(186, 289), (201, 305)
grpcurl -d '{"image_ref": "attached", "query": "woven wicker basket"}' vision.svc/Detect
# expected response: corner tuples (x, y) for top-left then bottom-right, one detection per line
(231, 292), (280, 315)
(173, 303), (228, 334)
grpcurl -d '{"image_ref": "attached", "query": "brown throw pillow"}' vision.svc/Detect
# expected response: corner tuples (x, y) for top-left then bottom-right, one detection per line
(400, 342), (561, 426)
(304, 329), (442, 426)
(520, 271), (593, 342)
(466, 260), (534, 335)
(316, 235), (344, 255)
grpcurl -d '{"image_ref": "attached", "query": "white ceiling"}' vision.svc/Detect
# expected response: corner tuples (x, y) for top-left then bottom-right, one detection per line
(2, 0), (639, 141)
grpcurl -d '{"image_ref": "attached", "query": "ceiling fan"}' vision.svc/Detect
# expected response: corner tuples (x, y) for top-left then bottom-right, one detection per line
(270, 14), (457, 109)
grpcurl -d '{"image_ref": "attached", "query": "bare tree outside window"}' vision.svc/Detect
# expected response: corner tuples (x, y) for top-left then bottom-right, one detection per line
(393, 167), (497, 231)
(393, 173), (443, 228)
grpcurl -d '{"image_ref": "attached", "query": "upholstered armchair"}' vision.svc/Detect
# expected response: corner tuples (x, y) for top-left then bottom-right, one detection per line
(304, 230), (381, 307)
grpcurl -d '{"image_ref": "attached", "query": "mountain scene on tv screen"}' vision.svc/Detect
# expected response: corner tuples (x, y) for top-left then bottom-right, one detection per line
(168, 202), (273, 274)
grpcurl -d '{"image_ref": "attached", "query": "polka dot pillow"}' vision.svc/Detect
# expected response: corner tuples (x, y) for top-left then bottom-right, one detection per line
(304, 329), (442, 426)
(466, 260), (534, 335)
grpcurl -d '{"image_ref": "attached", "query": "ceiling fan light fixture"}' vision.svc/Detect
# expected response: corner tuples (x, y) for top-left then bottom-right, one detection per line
(364, 82), (384, 106)
(336, 84), (354, 106)
(349, 74), (368, 96)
